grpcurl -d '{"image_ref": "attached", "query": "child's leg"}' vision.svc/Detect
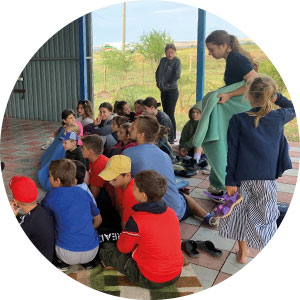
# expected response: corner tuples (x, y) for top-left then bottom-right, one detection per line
(237, 240), (248, 264)
(183, 194), (218, 227)
(100, 243), (179, 289)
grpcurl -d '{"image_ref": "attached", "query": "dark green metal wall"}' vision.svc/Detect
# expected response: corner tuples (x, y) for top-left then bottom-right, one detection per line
(5, 14), (93, 122)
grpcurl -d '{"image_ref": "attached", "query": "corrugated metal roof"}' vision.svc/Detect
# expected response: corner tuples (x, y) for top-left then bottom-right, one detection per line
(5, 14), (93, 122)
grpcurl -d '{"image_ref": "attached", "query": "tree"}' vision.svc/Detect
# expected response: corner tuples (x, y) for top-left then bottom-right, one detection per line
(137, 30), (174, 65)
(101, 49), (134, 87)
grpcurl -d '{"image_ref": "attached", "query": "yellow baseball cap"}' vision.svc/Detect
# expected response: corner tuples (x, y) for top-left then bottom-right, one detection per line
(99, 155), (131, 181)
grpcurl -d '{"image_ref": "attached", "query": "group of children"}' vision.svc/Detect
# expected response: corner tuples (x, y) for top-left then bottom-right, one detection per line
(8, 73), (295, 288)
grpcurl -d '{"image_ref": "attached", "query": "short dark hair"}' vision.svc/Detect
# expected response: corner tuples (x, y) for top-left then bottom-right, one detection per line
(72, 160), (86, 184)
(81, 134), (104, 155)
(134, 170), (167, 202)
(49, 159), (76, 187)
(113, 100), (128, 114)
(99, 102), (113, 112)
(62, 109), (75, 120)
(135, 115), (160, 142)
(143, 97), (161, 109)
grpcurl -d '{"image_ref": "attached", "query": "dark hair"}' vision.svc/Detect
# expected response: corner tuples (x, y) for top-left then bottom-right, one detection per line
(49, 159), (76, 187)
(62, 109), (75, 121)
(99, 102), (113, 112)
(135, 115), (160, 142)
(113, 100), (128, 115)
(143, 97), (161, 109)
(72, 160), (86, 184)
(134, 99), (144, 106)
(157, 125), (170, 139)
(165, 43), (176, 52)
(134, 170), (167, 202)
(120, 122), (131, 136)
(77, 100), (93, 119)
(81, 134), (104, 155)
(112, 115), (129, 127)
(205, 30), (258, 71)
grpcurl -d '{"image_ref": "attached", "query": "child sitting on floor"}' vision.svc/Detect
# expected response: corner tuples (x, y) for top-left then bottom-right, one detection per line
(99, 170), (183, 289)
(99, 155), (138, 230)
(104, 122), (136, 158)
(9, 176), (55, 262)
(155, 125), (175, 161)
(81, 135), (121, 234)
(173, 103), (207, 169)
(134, 99), (144, 116)
(60, 131), (86, 168)
(73, 160), (95, 204)
(114, 100), (136, 122)
(41, 159), (102, 271)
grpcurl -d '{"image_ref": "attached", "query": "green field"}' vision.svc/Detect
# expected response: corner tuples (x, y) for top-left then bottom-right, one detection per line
(93, 43), (299, 141)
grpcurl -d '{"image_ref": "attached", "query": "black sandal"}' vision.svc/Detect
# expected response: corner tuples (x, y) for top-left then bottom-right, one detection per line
(195, 240), (223, 257)
(181, 240), (200, 258)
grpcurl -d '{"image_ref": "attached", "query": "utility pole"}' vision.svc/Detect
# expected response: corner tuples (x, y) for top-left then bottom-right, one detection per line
(122, 2), (126, 52)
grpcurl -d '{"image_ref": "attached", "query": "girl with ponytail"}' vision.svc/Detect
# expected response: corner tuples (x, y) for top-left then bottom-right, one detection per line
(219, 75), (295, 264)
(205, 30), (258, 103)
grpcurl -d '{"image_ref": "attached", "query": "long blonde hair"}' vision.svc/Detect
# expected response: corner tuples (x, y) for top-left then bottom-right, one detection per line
(246, 76), (277, 127)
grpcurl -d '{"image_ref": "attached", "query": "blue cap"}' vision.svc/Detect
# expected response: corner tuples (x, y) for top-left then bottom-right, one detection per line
(59, 131), (79, 141)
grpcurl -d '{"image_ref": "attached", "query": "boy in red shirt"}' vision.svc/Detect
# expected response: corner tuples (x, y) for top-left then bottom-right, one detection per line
(99, 155), (138, 230)
(81, 134), (121, 233)
(99, 170), (183, 289)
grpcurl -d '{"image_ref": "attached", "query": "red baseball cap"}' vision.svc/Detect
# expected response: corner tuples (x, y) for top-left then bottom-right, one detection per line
(9, 176), (38, 203)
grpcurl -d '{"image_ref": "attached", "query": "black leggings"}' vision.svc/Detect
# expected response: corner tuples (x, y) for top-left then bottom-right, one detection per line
(161, 88), (179, 139)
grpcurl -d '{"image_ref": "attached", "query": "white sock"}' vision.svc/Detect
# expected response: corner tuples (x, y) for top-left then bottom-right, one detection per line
(193, 153), (201, 163)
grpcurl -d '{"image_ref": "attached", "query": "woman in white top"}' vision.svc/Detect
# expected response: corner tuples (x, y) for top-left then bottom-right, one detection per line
(76, 100), (94, 127)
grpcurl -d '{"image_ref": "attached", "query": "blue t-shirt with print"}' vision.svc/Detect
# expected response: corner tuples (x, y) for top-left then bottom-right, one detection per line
(224, 51), (253, 86)
(42, 186), (100, 252)
(123, 144), (186, 220)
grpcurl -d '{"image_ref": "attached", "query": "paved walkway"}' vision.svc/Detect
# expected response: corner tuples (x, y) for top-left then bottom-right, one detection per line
(0, 117), (298, 290)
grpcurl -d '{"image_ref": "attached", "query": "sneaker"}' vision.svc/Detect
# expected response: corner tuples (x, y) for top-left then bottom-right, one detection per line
(53, 257), (69, 272)
(81, 255), (100, 270)
(207, 185), (225, 203)
(203, 213), (219, 228)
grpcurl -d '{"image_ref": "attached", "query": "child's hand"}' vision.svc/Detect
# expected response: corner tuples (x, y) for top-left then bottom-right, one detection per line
(179, 148), (188, 157)
(217, 93), (231, 104)
(226, 185), (237, 196)
(93, 114), (102, 126)
(10, 200), (21, 216)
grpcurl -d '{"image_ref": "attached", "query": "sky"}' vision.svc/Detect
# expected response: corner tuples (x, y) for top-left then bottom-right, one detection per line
(92, 0), (248, 47)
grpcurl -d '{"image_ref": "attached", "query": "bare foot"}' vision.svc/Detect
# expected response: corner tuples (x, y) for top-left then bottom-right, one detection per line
(237, 249), (249, 264)
(101, 261), (115, 270)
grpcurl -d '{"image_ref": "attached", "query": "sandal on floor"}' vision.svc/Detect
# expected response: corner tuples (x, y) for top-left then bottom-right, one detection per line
(181, 240), (200, 258)
(195, 240), (223, 257)
(213, 192), (243, 218)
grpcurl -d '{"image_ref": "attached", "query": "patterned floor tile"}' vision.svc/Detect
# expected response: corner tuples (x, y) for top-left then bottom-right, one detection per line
(180, 222), (200, 240)
(220, 253), (253, 275)
(183, 248), (230, 271)
(192, 226), (236, 252)
(277, 175), (298, 184)
(212, 271), (232, 286)
(277, 191), (293, 203)
(283, 169), (298, 176)
(277, 182), (295, 193)
(191, 265), (219, 289)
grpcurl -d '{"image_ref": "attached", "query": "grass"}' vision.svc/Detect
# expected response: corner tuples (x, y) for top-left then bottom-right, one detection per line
(92, 44), (299, 141)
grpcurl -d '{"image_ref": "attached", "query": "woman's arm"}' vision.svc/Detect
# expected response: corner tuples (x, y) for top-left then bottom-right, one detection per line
(218, 69), (258, 104)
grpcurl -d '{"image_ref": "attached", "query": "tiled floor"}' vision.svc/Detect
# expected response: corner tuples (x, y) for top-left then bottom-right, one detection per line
(0, 117), (298, 291)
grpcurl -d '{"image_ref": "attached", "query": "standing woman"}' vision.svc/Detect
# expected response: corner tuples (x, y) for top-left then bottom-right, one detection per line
(156, 43), (181, 141)
(203, 30), (258, 196)
(206, 30), (258, 104)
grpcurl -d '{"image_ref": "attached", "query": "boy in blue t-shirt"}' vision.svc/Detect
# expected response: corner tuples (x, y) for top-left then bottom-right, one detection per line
(42, 158), (102, 271)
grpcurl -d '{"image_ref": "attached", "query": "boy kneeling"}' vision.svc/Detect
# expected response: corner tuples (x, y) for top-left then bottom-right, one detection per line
(99, 170), (183, 289)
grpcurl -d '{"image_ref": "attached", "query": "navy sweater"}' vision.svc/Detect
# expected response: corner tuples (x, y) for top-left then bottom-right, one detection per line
(226, 93), (295, 186)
